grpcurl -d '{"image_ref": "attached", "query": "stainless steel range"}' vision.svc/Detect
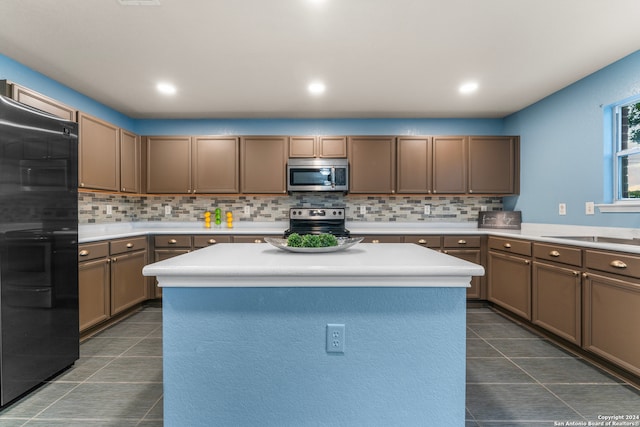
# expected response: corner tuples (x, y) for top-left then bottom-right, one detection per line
(284, 207), (350, 237)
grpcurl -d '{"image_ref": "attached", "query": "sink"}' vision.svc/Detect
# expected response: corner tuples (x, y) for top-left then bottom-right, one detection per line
(544, 236), (640, 246)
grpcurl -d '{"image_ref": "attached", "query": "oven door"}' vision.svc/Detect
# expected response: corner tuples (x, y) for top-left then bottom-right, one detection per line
(288, 166), (335, 191)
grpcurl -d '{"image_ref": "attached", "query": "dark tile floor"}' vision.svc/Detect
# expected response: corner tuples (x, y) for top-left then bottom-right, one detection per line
(0, 304), (638, 426)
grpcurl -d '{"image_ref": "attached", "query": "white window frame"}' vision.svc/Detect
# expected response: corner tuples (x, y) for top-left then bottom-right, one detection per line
(597, 97), (640, 212)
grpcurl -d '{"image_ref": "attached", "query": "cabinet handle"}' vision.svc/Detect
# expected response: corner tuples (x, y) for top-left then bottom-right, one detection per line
(80, 182), (85, 187)
(503, 243), (512, 248)
(610, 260), (627, 269)
(112, 257), (117, 262)
(549, 250), (560, 257)
(79, 250), (89, 257)
(126, 243), (134, 248)
(524, 260), (530, 265)
(106, 258), (111, 264)
(443, 250), (449, 254)
(572, 271), (579, 277)
(208, 239), (216, 245)
(418, 239), (427, 244)
(582, 272), (588, 279)
(169, 239), (177, 244)
(372, 239), (380, 244)
(457, 239), (467, 245)
(254, 239), (263, 243)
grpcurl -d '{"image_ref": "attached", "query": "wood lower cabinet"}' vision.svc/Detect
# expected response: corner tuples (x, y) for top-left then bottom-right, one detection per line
(79, 112), (120, 191)
(583, 250), (640, 377)
(532, 243), (582, 345)
(78, 242), (110, 332)
(241, 136), (288, 193)
(487, 237), (532, 320)
(110, 237), (148, 315)
(443, 236), (483, 299)
(348, 136), (396, 193)
(353, 235), (403, 243)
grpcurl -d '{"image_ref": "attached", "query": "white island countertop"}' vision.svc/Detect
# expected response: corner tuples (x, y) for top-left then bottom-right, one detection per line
(143, 242), (485, 288)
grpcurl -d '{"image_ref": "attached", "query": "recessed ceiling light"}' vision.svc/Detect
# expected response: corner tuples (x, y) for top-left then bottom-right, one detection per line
(308, 81), (326, 95)
(459, 81), (479, 94)
(156, 82), (177, 96)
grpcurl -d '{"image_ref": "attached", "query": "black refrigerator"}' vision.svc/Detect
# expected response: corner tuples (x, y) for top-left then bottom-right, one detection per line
(0, 94), (79, 406)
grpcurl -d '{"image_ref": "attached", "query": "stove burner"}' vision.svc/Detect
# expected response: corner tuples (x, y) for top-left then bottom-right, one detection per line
(284, 207), (350, 238)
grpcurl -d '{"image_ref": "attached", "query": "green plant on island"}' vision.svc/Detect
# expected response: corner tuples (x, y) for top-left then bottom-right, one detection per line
(286, 233), (339, 248)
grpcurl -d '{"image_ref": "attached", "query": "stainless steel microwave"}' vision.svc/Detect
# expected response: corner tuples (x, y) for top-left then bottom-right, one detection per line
(287, 158), (348, 192)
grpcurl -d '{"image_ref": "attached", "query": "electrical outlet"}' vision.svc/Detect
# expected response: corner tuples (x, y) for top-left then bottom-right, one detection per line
(423, 204), (431, 215)
(326, 324), (345, 353)
(360, 206), (366, 215)
(165, 205), (172, 216)
(244, 206), (251, 215)
(480, 205), (488, 212)
(558, 203), (566, 216)
(585, 201), (595, 215)
(106, 205), (112, 216)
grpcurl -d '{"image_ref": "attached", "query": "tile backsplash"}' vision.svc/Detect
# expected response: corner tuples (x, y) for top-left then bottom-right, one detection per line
(79, 192), (503, 224)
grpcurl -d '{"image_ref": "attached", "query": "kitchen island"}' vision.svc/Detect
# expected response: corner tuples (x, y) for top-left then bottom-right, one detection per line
(143, 242), (484, 427)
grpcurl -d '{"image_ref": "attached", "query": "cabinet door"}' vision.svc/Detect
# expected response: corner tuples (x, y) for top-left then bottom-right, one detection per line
(348, 136), (396, 193)
(120, 129), (140, 193)
(289, 137), (316, 158)
(318, 137), (347, 158)
(192, 136), (239, 193)
(241, 136), (288, 193)
(146, 136), (192, 193)
(583, 272), (640, 376)
(488, 251), (531, 320)
(78, 113), (120, 191)
(432, 136), (467, 194)
(79, 258), (110, 332)
(110, 250), (148, 315)
(468, 136), (519, 194)
(10, 83), (76, 121)
(153, 249), (191, 298)
(397, 136), (432, 193)
(532, 261), (581, 345)
(446, 249), (482, 299)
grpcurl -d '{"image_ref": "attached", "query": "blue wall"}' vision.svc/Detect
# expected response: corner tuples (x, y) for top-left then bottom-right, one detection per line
(503, 50), (640, 228)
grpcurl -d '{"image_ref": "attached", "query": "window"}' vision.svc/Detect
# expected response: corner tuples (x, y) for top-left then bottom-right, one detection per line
(614, 99), (640, 201)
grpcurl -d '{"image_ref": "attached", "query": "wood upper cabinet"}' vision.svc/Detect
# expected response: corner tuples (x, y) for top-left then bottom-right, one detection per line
(192, 136), (239, 193)
(432, 136), (467, 194)
(3, 81), (76, 121)
(348, 136), (396, 193)
(146, 136), (192, 193)
(468, 136), (519, 194)
(241, 136), (288, 193)
(397, 136), (432, 193)
(290, 136), (347, 158)
(78, 112), (120, 191)
(120, 129), (140, 193)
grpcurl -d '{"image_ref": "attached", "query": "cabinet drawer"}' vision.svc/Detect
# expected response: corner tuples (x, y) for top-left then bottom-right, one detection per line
(585, 250), (640, 279)
(488, 236), (531, 256)
(154, 235), (192, 248)
(193, 235), (232, 248)
(78, 242), (109, 262)
(443, 235), (481, 248)
(533, 243), (582, 267)
(233, 236), (267, 244)
(110, 237), (147, 255)
(405, 235), (441, 248)
(355, 235), (403, 244)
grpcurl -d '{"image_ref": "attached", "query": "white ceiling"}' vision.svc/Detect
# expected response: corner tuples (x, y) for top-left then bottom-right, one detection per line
(1, 0), (639, 119)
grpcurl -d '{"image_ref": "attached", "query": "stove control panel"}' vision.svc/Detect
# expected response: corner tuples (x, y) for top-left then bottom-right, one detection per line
(289, 208), (345, 220)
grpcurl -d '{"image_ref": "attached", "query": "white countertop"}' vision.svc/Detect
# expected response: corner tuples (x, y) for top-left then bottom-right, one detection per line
(143, 242), (485, 288)
(80, 221), (640, 254)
